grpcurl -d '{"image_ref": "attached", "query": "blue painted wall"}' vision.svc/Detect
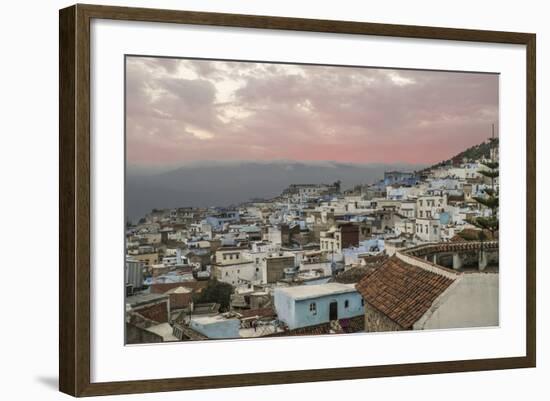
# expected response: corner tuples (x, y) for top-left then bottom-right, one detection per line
(275, 288), (364, 330)
(190, 317), (240, 339)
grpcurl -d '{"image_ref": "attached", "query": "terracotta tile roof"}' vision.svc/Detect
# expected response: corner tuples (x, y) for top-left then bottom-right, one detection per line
(267, 315), (365, 337)
(403, 240), (498, 258)
(355, 256), (456, 329)
(361, 254), (389, 265)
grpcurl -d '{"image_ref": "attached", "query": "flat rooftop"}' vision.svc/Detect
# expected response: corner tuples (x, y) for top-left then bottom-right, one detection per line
(145, 323), (178, 341)
(126, 293), (168, 307)
(191, 315), (238, 325)
(275, 283), (357, 301)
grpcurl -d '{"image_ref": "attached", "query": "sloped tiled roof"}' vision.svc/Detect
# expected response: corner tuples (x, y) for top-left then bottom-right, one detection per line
(355, 256), (456, 329)
(403, 240), (498, 258)
(267, 315), (365, 337)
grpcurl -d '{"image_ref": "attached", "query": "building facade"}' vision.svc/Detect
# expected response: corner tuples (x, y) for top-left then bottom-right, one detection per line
(274, 283), (364, 330)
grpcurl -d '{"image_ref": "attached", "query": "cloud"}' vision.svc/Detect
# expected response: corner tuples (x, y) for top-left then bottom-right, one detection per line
(125, 57), (498, 167)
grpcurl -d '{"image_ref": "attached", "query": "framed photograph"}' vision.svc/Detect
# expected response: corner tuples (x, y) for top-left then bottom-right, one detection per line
(59, 4), (536, 397)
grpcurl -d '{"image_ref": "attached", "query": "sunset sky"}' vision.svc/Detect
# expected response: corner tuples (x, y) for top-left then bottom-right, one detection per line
(126, 56), (498, 168)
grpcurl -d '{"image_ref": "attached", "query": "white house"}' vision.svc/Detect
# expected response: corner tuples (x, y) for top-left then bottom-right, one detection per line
(398, 200), (417, 218)
(299, 260), (332, 277)
(125, 256), (143, 292)
(213, 247), (259, 285)
(415, 217), (441, 242)
(395, 219), (415, 236)
(342, 239), (385, 266)
(449, 163), (481, 180)
(416, 195), (447, 219)
(264, 226), (282, 246)
(386, 185), (422, 201)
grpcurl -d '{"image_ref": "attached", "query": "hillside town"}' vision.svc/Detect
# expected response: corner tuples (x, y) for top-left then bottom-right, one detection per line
(125, 140), (499, 343)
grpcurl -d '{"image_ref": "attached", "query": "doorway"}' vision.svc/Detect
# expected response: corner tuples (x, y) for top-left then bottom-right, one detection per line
(329, 301), (338, 321)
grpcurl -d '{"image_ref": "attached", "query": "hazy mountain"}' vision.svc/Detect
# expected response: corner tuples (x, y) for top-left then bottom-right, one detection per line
(125, 161), (425, 222)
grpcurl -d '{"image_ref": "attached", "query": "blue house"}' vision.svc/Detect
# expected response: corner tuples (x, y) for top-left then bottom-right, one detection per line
(383, 171), (418, 186)
(205, 210), (240, 230)
(274, 283), (364, 330)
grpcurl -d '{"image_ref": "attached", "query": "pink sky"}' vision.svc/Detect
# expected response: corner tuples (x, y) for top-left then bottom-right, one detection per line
(126, 57), (498, 168)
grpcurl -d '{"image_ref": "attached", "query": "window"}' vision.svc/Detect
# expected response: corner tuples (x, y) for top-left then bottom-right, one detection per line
(361, 299), (365, 306)
(309, 302), (317, 314)
(344, 300), (349, 308)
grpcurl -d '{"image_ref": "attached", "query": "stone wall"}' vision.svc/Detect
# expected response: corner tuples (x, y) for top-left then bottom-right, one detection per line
(266, 256), (295, 283)
(168, 292), (193, 309)
(126, 322), (163, 344)
(340, 224), (359, 249)
(135, 301), (169, 323)
(364, 303), (404, 332)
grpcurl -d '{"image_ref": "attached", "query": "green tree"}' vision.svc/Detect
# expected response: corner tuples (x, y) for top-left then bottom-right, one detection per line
(193, 279), (233, 312)
(466, 133), (499, 239)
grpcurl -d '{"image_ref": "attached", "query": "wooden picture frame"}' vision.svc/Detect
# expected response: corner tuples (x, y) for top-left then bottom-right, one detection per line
(59, 3), (536, 397)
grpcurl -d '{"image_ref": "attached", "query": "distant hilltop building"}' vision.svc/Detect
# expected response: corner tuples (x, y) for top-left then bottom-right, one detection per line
(205, 210), (240, 231)
(364, 171), (419, 196)
(282, 182), (341, 202)
(383, 171), (419, 187)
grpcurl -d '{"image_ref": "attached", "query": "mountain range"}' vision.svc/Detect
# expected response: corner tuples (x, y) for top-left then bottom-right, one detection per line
(125, 161), (425, 222)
